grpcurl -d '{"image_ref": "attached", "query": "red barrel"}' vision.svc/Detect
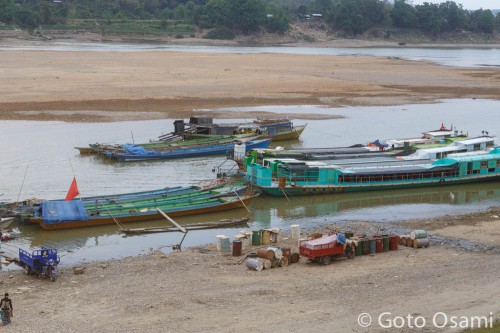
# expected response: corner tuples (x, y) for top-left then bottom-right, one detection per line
(290, 253), (300, 263)
(375, 237), (383, 253)
(257, 248), (274, 260)
(232, 240), (242, 256)
(389, 235), (399, 251)
(281, 247), (291, 256)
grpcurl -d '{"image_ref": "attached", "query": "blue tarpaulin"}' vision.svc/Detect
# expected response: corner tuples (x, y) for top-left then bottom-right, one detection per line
(41, 200), (89, 224)
(122, 144), (159, 155)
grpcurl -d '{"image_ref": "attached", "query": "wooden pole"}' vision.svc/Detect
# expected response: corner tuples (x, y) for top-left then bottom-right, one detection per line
(233, 191), (252, 215)
(104, 207), (124, 229)
(16, 163), (30, 204)
(156, 208), (187, 233)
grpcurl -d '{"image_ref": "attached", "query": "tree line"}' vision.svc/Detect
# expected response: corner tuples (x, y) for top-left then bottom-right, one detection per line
(0, 0), (499, 37)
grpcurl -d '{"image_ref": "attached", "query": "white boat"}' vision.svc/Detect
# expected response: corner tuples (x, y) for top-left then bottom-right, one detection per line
(402, 136), (496, 160)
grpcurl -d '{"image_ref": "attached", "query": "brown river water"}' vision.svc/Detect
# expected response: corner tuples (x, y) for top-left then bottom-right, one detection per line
(0, 99), (499, 266)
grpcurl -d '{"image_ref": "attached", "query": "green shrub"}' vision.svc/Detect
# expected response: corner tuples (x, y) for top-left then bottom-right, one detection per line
(203, 27), (235, 40)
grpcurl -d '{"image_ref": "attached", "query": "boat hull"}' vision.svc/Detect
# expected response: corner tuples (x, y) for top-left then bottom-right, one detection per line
(111, 139), (271, 161)
(257, 175), (500, 197)
(271, 124), (307, 141)
(29, 196), (255, 230)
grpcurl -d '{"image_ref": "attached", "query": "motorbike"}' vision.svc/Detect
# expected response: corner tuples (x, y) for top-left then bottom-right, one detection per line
(19, 246), (60, 282)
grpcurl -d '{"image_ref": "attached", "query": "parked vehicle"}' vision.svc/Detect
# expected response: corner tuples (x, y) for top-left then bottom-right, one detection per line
(18, 247), (60, 282)
(299, 233), (355, 265)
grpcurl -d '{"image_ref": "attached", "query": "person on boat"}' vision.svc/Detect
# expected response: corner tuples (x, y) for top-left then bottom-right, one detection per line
(1, 293), (13, 325)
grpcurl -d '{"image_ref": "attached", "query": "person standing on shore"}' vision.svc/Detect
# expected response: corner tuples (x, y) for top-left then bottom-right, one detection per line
(1, 293), (13, 325)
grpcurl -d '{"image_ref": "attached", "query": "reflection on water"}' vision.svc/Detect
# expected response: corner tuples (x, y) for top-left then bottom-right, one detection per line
(3, 181), (498, 267)
(1, 99), (499, 266)
(251, 182), (500, 229)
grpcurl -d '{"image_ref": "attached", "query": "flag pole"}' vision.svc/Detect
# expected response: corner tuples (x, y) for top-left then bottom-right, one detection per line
(16, 163), (30, 204)
(67, 152), (76, 178)
(66, 153), (79, 199)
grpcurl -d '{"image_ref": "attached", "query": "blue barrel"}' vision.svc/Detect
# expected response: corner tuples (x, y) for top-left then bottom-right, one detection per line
(221, 237), (230, 253)
(369, 238), (376, 254)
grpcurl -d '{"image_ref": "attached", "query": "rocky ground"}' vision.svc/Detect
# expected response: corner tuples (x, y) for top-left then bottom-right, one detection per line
(0, 207), (499, 332)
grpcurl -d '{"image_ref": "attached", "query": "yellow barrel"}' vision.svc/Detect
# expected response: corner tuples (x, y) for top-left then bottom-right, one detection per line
(279, 256), (289, 267)
(413, 238), (430, 248)
(262, 229), (271, 245)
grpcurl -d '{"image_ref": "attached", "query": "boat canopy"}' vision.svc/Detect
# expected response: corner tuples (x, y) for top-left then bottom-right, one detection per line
(341, 164), (458, 175)
(41, 200), (89, 224)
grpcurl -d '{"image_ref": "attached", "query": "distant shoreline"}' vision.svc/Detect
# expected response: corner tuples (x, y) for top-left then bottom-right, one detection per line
(2, 28), (500, 49)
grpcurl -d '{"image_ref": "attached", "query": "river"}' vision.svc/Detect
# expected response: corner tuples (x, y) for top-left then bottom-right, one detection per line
(1, 41), (499, 68)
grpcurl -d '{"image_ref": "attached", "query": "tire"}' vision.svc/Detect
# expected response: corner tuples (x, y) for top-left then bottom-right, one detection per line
(321, 256), (332, 265)
(346, 245), (355, 259)
(50, 268), (56, 282)
(24, 264), (31, 275)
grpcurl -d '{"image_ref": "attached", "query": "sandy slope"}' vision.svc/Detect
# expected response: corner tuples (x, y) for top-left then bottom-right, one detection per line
(0, 47), (499, 122)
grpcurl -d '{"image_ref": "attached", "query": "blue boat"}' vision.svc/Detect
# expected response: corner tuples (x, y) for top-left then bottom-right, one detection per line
(106, 138), (272, 162)
(244, 147), (500, 196)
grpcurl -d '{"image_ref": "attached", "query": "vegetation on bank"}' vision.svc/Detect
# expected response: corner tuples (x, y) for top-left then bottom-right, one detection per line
(0, 0), (499, 40)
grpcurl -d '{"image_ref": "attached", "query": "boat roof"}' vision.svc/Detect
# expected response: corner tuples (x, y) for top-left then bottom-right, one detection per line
(433, 147), (500, 164)
(453, 136), (496, 146)
(265, 157), (433, 169)
(424, 130), (454, 137)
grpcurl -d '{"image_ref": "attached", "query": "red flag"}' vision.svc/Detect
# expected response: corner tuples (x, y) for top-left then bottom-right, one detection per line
(65, 177), (80, 201)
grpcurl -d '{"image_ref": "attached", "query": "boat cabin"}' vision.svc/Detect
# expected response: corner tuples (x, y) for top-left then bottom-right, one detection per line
(245, 147), (500, 189)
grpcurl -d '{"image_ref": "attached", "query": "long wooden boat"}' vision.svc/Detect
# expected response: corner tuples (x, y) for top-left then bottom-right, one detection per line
(14, 179), (234, 221)
(0, 217), (15, 229)
(75, 133), (257, 155)
(379, 124), (468, 150)
(271, 124), (307, 141)
(107, 138), (272, 162)
(119, 217), (249, 234)
(28, 191), (258, 230)
(77, 179), (229, 205)
(244, 147), (500, 196)
(165, 117), (306, 142)
(234, 135), (495, 172)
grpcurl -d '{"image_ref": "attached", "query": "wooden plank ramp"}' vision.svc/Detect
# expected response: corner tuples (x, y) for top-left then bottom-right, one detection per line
(119, 217), (249, 235)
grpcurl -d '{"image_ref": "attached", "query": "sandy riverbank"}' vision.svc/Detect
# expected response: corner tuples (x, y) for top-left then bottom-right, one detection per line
(1, 41), (500, 122)
(0, 208), (499, 332)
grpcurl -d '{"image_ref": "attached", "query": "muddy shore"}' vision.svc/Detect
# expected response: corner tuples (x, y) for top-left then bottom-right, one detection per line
(0, 208), (499, 332)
